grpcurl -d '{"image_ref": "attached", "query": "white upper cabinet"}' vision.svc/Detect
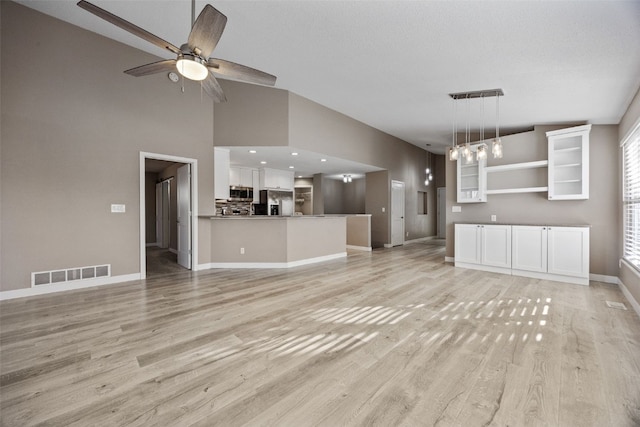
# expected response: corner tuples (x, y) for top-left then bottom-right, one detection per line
(214, 148), (230, 200)
(229, 167), (255, 187)
(456, 148), (487, 203)
(547, 124), (590, 200)
(260, 168), (294, 191)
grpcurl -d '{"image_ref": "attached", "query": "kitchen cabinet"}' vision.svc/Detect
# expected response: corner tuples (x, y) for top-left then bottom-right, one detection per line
(458, 223), (590, 285)
(512, 226), (548, 273)
(454, 224), (511, 272)
(547, 124), (590, 200)
(456, 148), (487, 203)
(252, 170), (260, 203)
(229, 167), (255, 187)
(214, 148), (230, 200)
(547, 226), (589, 279)
(260, 168), (294, 190)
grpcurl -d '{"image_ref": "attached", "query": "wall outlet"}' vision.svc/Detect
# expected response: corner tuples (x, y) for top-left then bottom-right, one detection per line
(111, 204), (125, 213)
(491, 215), (497, 222)
(240, 247), (245, 255)
(382, 207), (386, 213)
(406, 231), (409, 237)
(452, 206), (461, 213)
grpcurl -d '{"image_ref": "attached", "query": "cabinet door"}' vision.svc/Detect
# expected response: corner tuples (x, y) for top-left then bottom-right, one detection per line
(240, 168), (253, 187)
(512, 226), (547, 272)
(455, 224), (482, 265)
(547, 124), (590, 200)
(456, 150), (486, 203)
(481, 225), (511, 268)
(229, 167), (241, 187)
(252, 170), (260, 203)
(547, 227), (589, 278)
(214, 148), (230, 199)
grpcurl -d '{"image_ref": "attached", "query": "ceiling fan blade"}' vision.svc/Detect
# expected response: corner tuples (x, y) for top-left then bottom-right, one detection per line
(77, 0), (181, 55)
(188, 4), (227, 58)
(207, 59), (277, 86)
(201, 73), (227, 103)
(124, 60), (177, 77)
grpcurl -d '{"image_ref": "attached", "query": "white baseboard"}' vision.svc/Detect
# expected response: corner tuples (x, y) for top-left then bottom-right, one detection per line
(589, 273), (619, 285)
(618, 278), (640, 319)
(169, 248), (178, 255)
(0, 273), (141, 301)
(384, 243), (394, 248)
(145, 242), (158, 247)
(199, 252), (347, 270)
(346, 245), (372, 252)
(445, 256), (455, 263)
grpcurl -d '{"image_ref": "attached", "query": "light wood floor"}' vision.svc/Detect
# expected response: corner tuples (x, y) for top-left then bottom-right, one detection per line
(1, 242), (639, 426)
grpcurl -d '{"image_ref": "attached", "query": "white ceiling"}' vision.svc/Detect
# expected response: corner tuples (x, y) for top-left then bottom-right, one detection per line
(17, 0), (640, 160)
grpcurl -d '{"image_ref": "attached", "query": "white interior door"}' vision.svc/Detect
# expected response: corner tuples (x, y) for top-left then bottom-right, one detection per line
(437, 187), (446, 238)
(177, 164), (191, 269)
(391, 180), (405, 246)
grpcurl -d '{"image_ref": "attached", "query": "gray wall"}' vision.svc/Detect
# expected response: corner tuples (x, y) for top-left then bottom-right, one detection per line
(0, 2), (215, 291)
(445, 124), (619, 277)
(287, 92), (433, 243)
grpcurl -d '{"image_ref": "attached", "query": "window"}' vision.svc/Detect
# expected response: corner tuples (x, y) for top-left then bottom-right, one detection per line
(623, 124), (640, 269)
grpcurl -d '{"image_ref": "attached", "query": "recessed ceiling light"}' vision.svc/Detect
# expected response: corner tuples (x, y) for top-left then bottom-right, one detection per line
(291, 152), (299, 156)
(289, 166), (295, 169)
(297, 175), (303, 178)
(320, 158), (327, 162)
(248, 150), (257, 154)
(260, 161), (267, 164)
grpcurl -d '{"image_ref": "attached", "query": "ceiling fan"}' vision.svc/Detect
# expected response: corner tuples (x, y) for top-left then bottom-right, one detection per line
(77, 0), (276, 102)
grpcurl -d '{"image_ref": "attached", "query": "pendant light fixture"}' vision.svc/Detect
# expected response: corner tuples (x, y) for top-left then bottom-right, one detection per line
(425, 150), (434, 186)
(448, 89), (504, 161)
(492, 91), (503, 158)
(449, 99), (459, 161)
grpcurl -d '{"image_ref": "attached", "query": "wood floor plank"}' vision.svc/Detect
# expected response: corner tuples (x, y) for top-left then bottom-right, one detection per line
(1, 242), (639, 426)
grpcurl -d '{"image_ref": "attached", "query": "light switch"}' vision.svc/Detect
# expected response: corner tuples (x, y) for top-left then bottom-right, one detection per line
(382, 207), (386, 213)
(491, 215), (497, 222)
(452, 206), (461, 213)
(111, 204), (126, 213)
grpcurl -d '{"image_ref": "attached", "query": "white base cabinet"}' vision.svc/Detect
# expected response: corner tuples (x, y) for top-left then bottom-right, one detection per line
(456, 223), (590, 286)
(454, 224), (511, 274)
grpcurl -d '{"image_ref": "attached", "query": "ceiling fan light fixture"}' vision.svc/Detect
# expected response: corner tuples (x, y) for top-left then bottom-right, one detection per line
(176, 55), (208, 81)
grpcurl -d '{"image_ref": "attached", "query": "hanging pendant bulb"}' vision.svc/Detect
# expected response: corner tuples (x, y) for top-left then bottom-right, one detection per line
(492, 138), (503, 158)
(429, 173), (433, 181)
(449, 146), (458, 161)
(477, 144), (487, 160)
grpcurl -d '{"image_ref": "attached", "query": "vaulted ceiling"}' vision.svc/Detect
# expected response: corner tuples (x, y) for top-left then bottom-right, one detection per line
(17, 0), (640, 154)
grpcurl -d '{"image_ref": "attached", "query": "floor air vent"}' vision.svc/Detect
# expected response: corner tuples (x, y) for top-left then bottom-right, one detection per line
(32, 265), (110, 287)
(605, 301), (627, 310)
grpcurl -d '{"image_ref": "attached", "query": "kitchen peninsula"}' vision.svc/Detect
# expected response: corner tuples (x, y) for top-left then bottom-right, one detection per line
(199, 216), (347, 268)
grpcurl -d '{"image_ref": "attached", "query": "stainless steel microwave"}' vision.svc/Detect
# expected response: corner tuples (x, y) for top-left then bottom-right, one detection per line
(229, 186), (253, 201)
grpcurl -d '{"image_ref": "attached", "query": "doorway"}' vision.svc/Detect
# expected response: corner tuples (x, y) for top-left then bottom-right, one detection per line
(140, 152), (198, 279)
(391, 180), (405, 246)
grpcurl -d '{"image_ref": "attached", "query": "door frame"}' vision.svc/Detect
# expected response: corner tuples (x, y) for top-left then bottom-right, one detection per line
(140, 152), (198, 279)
